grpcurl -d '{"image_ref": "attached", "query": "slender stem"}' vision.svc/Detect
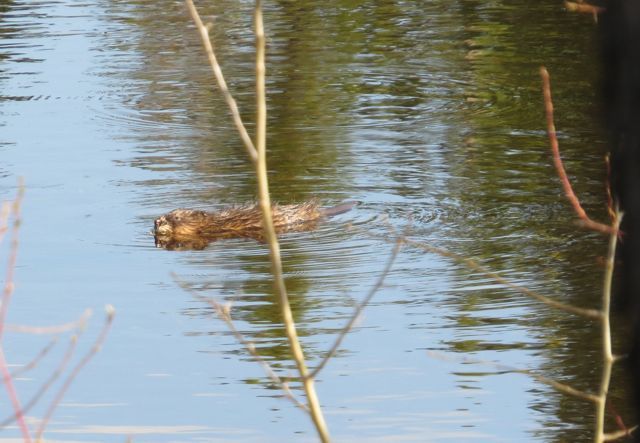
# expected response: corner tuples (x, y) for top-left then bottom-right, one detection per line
(401, 237), (602, 320)
(0, 183), (31, 442)
(184, 0), (258, 162)
(308, 238), (402, 379)
(173, 276), (308, 411)
(595, 213), (621, 442)
(252, 2), (329, 440)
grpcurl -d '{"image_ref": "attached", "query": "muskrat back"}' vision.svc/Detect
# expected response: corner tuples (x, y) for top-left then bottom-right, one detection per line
(154, 201), (355, 246)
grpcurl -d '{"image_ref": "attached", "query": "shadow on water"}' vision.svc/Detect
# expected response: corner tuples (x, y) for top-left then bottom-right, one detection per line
(0, 0), (630, 441)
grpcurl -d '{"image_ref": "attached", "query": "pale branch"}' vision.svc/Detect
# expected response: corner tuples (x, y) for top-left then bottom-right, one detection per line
(184, 0), (258, 162)
(173, 275), (308, 412)
(595, 212), (622, 442)
(6, 309), (92, 335)
(427, 351), (599, 403)
(402, 237), (602, 320)
(308, 237), (403, 380)
(603, 425), (637, 442)
(250, 1), (329, 440)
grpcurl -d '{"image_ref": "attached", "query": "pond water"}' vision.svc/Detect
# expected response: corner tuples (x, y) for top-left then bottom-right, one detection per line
(0, 0), (629, 441)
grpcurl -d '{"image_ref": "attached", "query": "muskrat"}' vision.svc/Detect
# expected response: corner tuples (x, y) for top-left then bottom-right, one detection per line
(154, 201), (355, 250)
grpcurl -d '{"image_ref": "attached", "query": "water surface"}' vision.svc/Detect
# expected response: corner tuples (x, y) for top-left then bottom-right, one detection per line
(0, 0), (627, 441)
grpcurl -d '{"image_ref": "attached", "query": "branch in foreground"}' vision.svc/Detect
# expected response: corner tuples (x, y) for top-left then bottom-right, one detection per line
(427, 351), (599, 403)
(401, 236), (602, 320)
(0, 182), (31, 442)
(595, 212), (621, 442)
(308, 236), (403, 380)
(540, 66), (614, 235)
(184, 0), (258, 162)
(173, 274), (308, 412)
(6, 309), (92, 335)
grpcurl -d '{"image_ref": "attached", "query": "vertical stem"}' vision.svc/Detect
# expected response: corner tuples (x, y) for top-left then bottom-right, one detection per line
(595, 212), (621, 442)
(0, 184), (31, 442)
(253, 2), (330, 441)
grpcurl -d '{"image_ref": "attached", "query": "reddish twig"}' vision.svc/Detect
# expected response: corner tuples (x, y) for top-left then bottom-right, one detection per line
(540, 67), (615, 235)
(604, 154), (616, 224)
(0, 183), (31, 442)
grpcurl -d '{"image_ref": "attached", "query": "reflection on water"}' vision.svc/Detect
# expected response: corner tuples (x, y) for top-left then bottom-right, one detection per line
(0, 0), (627, 441)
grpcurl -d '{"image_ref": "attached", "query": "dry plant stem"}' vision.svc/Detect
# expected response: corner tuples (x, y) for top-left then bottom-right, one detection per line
(173, 276), (308, 411)
(252, 2), (329, 440)
(604, 425), (638, 442)
(595, 213), (621, 443)
(185, 1), (329, 439)
(308, 238), (403, 380)
(540, 67), (614, 235)
(207, 298), (308, 411)
(0, 349), (30, 441)
(401, 237), (602, 320)
(0, 185), (31, 442)
(427, 351), (599, 403)
(6, 309), (92, 335)
(35, 306), (115, 440)
(184, 0), (258, 162)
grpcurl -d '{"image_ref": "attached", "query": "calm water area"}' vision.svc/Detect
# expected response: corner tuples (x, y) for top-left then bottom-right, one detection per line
(0, 0), (628, 441)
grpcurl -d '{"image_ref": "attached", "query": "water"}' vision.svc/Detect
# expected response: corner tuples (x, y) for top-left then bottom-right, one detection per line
(0, 0), (628, 441)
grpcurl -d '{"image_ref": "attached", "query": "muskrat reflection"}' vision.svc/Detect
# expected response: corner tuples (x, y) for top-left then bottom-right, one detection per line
(153, 201), (355, 250)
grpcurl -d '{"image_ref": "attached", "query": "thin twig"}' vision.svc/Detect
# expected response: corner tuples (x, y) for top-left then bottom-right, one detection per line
(603, 425), (637, 442)
(35, 305), (115, 440)
(401, 236), (602, 320)
(540, 67), (614, 235)
(251, 1), (329, 439)
(428, 351), (599, 403)
(10, 338), (58, 379)
(185, 1), (330, 439)
(184, 0), (258, 162)
(0, 182), (31, 442)
(6, 309), (92, 335)
(173, 275), (308, 411)
(308, 237), (403, 380)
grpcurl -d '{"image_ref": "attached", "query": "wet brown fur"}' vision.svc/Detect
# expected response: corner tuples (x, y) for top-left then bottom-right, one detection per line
(154, 201), (354, 250)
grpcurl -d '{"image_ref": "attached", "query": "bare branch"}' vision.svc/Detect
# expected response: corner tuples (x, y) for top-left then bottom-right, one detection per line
(0, 182), (31, 441)
(308, 237), (403, 379)
(595, 212), (622, 441)
(428, 351), (599, 403)
(173, 275), (308, 411)
(6, 309), (92, 335)
(184, 0), (258, 162)
(402, 237), (602, 320)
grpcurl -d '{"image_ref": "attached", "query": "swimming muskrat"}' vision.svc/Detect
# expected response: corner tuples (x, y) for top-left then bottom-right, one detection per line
(154, 201), (355, 250)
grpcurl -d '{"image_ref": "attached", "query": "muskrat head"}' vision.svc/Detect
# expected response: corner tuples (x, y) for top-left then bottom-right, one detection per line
(154, 215), (174, 236)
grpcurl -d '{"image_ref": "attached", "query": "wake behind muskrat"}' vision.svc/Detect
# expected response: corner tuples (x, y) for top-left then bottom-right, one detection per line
(154, 201), (355, 250)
